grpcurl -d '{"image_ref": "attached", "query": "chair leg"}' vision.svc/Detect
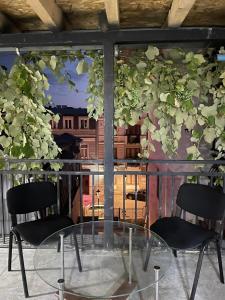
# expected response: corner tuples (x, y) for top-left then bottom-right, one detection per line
(16, 235), (29, 298)
(73, 233), (82, 272)
(8, 231), (13, 271)
(215, 239), (224, 284)
(144, 239), (153, 271)
(57, 238), (61, 253)
(172, 249), (177, 258)
(190, 245), (206, 300)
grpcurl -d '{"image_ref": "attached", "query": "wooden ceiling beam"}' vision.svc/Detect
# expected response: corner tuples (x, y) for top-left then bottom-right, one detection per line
(26, 0), (63, 30)
(104, 0), (120, 26)
(0, 12), (20, 33)
(168, 0), (196, 27)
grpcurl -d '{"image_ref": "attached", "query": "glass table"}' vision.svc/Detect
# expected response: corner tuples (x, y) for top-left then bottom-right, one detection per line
(34, 221), (171, 300)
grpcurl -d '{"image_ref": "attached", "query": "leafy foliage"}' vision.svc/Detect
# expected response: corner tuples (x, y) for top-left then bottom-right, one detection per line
(0, 57), (61, 170)
(85, 47), (225, 162)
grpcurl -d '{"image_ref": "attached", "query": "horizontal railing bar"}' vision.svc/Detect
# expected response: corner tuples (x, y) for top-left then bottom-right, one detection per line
(0, 170), (223, 176)
(114, 159), (225, 165)
(0, 170), (223, 177)
(0, 158), (224, 165)
(0, 159), (104, 164)
(114, 171), (224, 176)
(0, 170), (105, 176)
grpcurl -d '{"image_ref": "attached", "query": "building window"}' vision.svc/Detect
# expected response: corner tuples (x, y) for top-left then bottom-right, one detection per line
(79, 118), (89, 129)
(80, 144), (88, 159)
(50, 120), (58, 129)
(63, 117), (73, 129)
(114, 148), (117, 159)
(126, 148), (140, 159)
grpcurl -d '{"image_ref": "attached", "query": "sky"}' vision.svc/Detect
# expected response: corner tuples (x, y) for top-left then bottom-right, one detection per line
(0, 52), (89, 108)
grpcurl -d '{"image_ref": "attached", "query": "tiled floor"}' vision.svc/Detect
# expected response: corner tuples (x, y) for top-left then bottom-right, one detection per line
(0, 248), (225, 300)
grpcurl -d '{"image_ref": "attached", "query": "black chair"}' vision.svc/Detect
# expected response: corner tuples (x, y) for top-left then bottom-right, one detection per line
(7, 181), (82, 298)
(145, 183), (225, 300)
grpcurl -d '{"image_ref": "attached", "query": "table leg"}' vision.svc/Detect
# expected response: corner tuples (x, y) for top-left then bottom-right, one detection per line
(154, 266), (160, 300)
(58, 278), (64, 300)
(60, 233), (65, 280)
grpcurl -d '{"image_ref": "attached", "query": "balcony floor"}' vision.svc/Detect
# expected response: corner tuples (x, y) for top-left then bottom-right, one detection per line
(0, 248), (224, 300)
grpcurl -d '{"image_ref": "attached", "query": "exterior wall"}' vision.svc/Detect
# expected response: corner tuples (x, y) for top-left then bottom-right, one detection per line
(97, 116), (145, 159)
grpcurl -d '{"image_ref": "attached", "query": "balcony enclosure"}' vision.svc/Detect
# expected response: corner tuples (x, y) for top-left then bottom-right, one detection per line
(0, 1), (225, 299)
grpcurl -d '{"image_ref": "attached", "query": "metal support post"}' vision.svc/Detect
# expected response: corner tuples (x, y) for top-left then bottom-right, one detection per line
(154, 266), (160, 300)
(58, 279), (64, 300)
(129, 227), (133, 284)
(60, 233), (65, 280)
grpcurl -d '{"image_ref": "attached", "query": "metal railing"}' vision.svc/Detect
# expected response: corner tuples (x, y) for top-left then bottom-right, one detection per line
(0, 158), (224, 247)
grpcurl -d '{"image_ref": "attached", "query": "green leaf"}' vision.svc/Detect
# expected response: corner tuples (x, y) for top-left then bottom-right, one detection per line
(187, 80), (199, 90)
(38, 60), (46, 70)
(136, 61), (147, 70)
(200, 105), (217, 117)
(0, 136), (12, 148)
(187, 154), (193, 160)
(23, 143), (34, 158)
(11, 145), (22, 157)
(207, 115), (215, 126)
(192, 130), (202, 139)
(203, 128), (216, 144)
(159, 93), (169, 102)
(194, 54), (205, 65)
(50, 55), (57, 70)
(167, 94), (175, 106)
(185, 116), (196, 130)
(145, 46), (159, 60)
(76, 60), (89, 75)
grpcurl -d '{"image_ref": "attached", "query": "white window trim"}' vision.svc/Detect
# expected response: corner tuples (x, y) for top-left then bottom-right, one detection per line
(79, 117), (89, 129)
(63, 117), (73, 129)
(80, 144), (89, 158)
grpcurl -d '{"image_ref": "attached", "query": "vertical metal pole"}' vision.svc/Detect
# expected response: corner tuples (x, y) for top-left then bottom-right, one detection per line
(103, 40), (115, 248)
(103, 40), (114, 221)
(123, 175), (126, 222)
(58, 279), (64, 300)
(134, 175), (138, 224)
(154, 266), (160, 300)
(158, 176), (162, 218)
(60, 233), (65, 280)
(68, 175), (72, 218)
(129, 227), (133, 284)
(57, 175), (60, 214)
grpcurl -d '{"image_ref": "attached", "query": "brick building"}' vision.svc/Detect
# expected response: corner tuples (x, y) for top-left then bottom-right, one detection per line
(50, 105), (145, 160)
(50, 105), (147, 223)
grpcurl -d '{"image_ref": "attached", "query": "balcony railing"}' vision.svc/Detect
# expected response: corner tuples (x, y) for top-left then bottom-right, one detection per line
(0, 158), (224, 247)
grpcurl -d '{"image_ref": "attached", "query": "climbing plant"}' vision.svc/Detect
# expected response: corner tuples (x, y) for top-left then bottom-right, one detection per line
(0, 47), (225, 172)
(0, 50), (85, 170)
(85, 47), (225, 162)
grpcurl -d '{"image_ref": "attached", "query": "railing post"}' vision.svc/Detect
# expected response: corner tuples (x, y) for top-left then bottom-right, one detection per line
(103, 40), (115, 248)
(103, 40), (114, 221)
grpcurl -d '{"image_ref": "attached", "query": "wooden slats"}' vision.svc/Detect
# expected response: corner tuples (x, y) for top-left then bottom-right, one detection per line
(104, 0), (120, 26)
(168, 0), (196, 27)
(26, 0), (63, 29)
(0, 12), (20, 33)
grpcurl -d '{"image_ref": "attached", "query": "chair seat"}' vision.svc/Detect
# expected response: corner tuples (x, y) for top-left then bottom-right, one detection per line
(14, 215), (73, 246)
(150, 217), (216, 250)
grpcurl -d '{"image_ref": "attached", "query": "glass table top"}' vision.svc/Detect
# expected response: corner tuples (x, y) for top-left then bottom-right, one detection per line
(34, 221), (171, 299)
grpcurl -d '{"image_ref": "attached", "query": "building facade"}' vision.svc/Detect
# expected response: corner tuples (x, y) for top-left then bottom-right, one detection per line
(50, 105), (147, 224)
(50, 105), (145, 160)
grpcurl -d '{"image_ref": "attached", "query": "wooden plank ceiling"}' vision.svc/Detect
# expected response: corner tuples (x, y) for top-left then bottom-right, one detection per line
(0, 0), (224, 33)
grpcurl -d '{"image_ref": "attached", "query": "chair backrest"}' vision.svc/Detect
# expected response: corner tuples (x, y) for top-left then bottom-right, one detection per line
(177, 183), (225, 220)
(7, 181), (57, 215)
